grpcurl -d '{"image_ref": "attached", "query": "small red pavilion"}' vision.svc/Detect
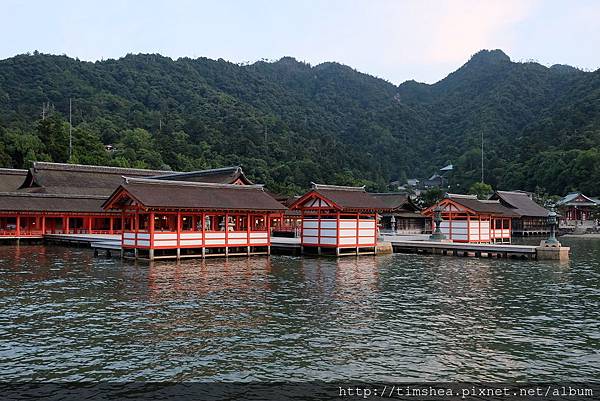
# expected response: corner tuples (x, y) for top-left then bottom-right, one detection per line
(288, 184), (389, 255)
(102, 177), (287, 260)
(423, 194), (517, 243)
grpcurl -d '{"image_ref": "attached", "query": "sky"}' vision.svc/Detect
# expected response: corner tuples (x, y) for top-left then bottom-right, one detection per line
(2, 0), (599, 84)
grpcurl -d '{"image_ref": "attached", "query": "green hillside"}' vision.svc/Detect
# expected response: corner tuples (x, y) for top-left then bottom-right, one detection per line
(0, 49), (598, 195)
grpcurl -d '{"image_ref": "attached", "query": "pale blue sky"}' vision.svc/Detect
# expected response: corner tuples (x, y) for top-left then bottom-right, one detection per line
(2, 0), (599, 84)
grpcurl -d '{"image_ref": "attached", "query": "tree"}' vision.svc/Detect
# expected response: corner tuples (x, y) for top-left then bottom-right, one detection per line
(36, 115), (69, 163)
(468, 182), (493, 200)
(3, 129), (49, 168)
(417, 187), (445, 208)
(115, 128), (166, 169)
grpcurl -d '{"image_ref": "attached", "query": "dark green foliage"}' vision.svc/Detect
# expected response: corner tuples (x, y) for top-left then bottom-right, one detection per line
(0, 50), (598, 195)
(417, 188), (445, 208)
(468, 182), (493, 200)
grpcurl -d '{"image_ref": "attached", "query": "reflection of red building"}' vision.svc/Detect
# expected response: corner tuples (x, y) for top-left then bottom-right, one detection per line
(289, 184), (389, 255)
(103, 177), (286, 260)
(423, 194), (516, 243)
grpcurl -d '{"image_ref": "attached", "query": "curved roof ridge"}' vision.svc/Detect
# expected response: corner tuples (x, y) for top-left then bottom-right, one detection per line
(311, 182), (365, 191)
(33, 161), (176, 176)
(123, 176), (264, 190)
(150, 166), (242, 179)
(0, 168), (28, 175)
(447, 193), (477, 199)
(0, 191), (107, 200)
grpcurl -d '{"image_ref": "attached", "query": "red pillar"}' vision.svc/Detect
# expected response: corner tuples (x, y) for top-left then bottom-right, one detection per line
(109, 217), (114, 235)
(16, 214), (20, 237)
(225, 212), (229, 247)
(266, 213), (271, 246)
(149, 211), (155, 249)
(335, 211), (341, 248)
(134, 209), (139, 247)
(176, 211), (181, 249)
(246, 213), (251, 246)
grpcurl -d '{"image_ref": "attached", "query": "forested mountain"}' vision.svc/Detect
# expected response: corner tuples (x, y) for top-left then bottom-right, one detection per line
(0, 49), (598, 195)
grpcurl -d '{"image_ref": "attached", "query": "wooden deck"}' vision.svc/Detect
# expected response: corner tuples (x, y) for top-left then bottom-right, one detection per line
(4, 233), (543, 260)
(391, 240), (537, 259)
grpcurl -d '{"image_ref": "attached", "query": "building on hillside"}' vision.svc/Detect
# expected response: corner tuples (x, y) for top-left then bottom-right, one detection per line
(422, 173), (445, 189)
(0, 168), (28, 192)
(0, 162), (263, 238)
(422, 194), (517, 243)
(557, 192), (600, 229)
(288, 184), (390, 256)
(370, 193), (428, 234)
(489, 190), (549, 236)
(102, 177), (286, 260)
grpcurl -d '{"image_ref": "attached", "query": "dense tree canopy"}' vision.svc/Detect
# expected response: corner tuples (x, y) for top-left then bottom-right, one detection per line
(0, 50), (598, 195)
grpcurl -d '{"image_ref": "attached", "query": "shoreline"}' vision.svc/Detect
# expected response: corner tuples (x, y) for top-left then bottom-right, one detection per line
(562, 233), (600, 238)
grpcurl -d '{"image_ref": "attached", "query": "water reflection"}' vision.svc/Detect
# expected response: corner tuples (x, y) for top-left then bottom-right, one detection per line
(0, 240), (598, 381)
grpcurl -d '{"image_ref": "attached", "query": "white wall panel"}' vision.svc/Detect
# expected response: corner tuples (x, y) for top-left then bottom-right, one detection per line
(154, 240), (177, 247)
(205, 232), (226, 239)
(180, 240), (202, 246)
(320, 220), (337, 229)
(180, 233), (202, 239)
(250, 232), (268, 238)
(154, 233), (176, 240)
(303, 229), (318, 237)
(359, 221), (375, 228)
(303, 236), (318, 244)
(339, 221), (357, 229)
(228, 232), (247, 239)
(303, 220), (318, 229)
(205, 239), (226, 245)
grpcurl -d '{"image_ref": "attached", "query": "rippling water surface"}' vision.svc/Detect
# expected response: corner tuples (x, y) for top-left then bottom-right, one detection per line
(0, 239), (598, 381)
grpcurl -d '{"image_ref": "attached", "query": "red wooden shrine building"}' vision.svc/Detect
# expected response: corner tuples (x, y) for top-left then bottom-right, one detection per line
(0, 163), (176, 237)
(423, 194), (517, 243)
(289, 184), (389, 255)
(103, 177), (286, 259)
(0, 162), (269, 238)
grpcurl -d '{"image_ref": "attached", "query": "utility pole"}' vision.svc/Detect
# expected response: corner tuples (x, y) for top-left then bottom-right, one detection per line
(69, 98), (73, 160)
(264, 126), (268, 157)
(480, 130), (484, 183)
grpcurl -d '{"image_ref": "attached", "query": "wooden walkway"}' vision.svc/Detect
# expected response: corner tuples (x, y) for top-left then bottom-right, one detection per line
(391, 240), (537, 259)
(7, 233), (541, 260)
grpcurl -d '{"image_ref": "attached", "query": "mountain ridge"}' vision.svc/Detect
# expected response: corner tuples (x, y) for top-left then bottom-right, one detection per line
(0, 50), (598, 195)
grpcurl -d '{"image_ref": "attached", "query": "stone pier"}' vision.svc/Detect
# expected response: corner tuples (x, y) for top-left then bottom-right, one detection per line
(536, 240), (570, 261)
